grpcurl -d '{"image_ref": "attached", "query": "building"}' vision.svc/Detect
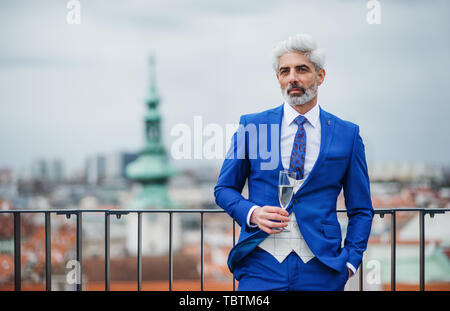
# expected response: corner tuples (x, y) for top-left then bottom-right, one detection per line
(30, 158), (65, 184)
(104, 151), (139, 184)
(85, 154), (106, 185)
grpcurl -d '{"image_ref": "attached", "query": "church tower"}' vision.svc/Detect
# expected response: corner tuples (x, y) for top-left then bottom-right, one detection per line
(125, 55), (180, 256)
(126, 54), (177, 209)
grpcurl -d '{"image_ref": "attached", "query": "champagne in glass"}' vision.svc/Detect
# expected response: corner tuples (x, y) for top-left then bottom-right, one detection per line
(279, 185), (294, 209)
(277, 170), (296, 232)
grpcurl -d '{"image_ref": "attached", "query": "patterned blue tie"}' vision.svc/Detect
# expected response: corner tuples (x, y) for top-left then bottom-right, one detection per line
(289, 115), (307, 179)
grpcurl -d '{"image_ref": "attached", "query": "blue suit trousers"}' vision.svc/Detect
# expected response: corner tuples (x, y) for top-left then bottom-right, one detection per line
(235, 248), (349, 291)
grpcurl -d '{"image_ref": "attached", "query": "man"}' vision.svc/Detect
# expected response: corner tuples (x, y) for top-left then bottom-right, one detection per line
(214, 34), (374, 291)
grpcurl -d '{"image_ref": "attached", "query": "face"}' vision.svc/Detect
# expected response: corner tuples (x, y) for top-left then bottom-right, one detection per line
(277, 52), (325, 106)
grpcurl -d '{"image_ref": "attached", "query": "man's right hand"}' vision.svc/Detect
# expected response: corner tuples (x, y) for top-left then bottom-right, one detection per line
(250, 206), (290, 234)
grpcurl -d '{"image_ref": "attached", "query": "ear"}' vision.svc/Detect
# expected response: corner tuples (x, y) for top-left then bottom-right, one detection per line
(276, 73), (279, 81)
(316, 68), (326, 86)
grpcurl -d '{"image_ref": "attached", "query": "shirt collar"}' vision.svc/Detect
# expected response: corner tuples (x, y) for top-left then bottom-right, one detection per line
(283, 101), (320, 128)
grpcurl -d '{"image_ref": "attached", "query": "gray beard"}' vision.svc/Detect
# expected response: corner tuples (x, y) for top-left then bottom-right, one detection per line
(282, 81), (317, 106)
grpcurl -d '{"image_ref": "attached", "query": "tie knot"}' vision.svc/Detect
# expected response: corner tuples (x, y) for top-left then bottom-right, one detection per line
(293, 115), (307, 126)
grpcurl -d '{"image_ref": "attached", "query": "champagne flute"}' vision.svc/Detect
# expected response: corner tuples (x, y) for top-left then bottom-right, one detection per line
(277, 170), (297, 232)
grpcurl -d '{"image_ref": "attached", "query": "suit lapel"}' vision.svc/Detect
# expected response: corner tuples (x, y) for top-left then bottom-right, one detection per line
(294, 107), (335, 196)
(268, 104), (285, 171)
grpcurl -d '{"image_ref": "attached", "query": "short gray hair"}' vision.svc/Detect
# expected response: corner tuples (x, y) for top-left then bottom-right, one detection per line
(272, 34), (326, 73)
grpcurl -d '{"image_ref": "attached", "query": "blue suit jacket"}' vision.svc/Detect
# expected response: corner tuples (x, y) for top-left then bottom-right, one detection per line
(214, 104), (374, 274)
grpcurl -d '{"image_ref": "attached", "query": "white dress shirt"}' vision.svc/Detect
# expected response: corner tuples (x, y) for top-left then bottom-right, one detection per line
(246, 102), (356, 274)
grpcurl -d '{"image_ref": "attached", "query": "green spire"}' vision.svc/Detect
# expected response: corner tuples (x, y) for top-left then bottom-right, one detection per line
(143, 54), (163, 153)
(147, 53), (159, 107)
(125, 54), (177, 209)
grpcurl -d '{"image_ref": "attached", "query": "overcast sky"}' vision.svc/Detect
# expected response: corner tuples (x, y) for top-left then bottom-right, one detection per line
(1, 0), (449, 175)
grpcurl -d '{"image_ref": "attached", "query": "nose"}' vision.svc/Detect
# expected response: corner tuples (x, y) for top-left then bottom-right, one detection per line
(287, 70), (299, 85)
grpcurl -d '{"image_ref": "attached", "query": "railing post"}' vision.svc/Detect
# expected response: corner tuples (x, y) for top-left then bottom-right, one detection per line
(105, 212), (110, 291)
(419, 210), (425, 291)
(391, 211), (396, 291)
(76, 211), (83, 291)
(359, 255), (363, 291)
(200, 212), (204, 291)
(232, 220), (236, 291)
(45, 212), (52, 291)
(137, 211), (142, 291)
(168, 211), (173, 291)
(14, 212), (21, 291)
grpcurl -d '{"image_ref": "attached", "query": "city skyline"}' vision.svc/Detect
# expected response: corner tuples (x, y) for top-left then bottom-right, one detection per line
(1, 0), (450, 173)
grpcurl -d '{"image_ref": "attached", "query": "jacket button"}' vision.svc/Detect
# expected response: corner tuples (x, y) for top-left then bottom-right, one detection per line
(293, 199), (297, 204)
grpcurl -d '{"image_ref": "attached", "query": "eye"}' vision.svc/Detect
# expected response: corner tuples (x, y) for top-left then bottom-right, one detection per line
(279, 69), (289, 75)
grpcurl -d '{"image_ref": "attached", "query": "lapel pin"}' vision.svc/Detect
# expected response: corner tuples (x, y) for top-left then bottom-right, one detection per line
(327, 120), (331, 126)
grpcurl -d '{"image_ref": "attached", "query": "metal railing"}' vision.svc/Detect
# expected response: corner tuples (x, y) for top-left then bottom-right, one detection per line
(0, 207), (449, 291)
